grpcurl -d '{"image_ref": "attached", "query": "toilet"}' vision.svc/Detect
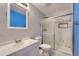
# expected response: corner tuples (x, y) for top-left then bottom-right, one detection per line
(39, 44), (51, 56)
(35, 37), (52, 56)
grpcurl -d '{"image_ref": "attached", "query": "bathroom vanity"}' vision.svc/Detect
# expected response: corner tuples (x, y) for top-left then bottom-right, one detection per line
(0, 39), (40, 56)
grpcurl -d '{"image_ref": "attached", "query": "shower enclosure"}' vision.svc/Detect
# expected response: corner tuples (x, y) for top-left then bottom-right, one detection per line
(41, 14), (73, 56)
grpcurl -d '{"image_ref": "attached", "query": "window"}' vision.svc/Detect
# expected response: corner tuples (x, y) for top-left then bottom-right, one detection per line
(7, 3), (28, 29)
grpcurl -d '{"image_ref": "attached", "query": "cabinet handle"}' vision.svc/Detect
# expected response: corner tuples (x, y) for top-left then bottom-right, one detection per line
(74, 22), (79, 25)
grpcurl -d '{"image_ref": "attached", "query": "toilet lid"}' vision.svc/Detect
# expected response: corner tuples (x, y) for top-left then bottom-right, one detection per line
(40, 44), (51, 50)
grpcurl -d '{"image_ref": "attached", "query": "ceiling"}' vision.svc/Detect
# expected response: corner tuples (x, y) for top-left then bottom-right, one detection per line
(32, 3), (72, 17)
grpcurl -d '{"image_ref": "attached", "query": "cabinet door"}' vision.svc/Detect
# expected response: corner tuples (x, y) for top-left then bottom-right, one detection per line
(8, 42), (40, 56)
(73, 3), (79, 56)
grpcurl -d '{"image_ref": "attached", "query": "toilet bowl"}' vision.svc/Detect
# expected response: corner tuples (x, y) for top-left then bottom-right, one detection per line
(39, 44), (51, 56)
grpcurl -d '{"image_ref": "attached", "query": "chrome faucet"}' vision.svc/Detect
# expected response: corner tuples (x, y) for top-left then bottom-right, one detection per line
(15, 39), (22, 43)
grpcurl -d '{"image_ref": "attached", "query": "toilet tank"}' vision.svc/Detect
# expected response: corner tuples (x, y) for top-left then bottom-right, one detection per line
(35, 37), (42, 44)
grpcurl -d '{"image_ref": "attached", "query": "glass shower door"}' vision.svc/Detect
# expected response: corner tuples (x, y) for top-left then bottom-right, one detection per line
(42, 20), (55, 51)
(54, 15), (72, 56)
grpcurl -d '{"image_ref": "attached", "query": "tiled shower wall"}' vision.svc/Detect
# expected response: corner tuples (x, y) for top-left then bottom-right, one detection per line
(55, 15), (72, 49)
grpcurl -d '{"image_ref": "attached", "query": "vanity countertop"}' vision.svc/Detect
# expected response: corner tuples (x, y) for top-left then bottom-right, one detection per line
(0, 39), (39, 56)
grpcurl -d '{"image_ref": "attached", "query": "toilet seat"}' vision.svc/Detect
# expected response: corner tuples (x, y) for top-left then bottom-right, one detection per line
(39, 44), (51, 50)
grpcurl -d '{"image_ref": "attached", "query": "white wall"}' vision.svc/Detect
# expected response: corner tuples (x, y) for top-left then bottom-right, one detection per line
(0, 3), (45, 45)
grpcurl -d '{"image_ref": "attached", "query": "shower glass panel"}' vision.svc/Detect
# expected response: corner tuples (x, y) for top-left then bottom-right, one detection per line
(42, 20), (55, 49)
(42, 15), (72, 56)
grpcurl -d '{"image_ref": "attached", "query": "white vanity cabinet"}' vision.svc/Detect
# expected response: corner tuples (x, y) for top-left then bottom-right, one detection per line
(8, 41), (40, 56)
(0, 39), (40, 56)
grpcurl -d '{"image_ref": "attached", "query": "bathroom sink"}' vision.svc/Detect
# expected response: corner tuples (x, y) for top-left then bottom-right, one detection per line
(0, 39), (39, 56)
(12, 41), (24, 47)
